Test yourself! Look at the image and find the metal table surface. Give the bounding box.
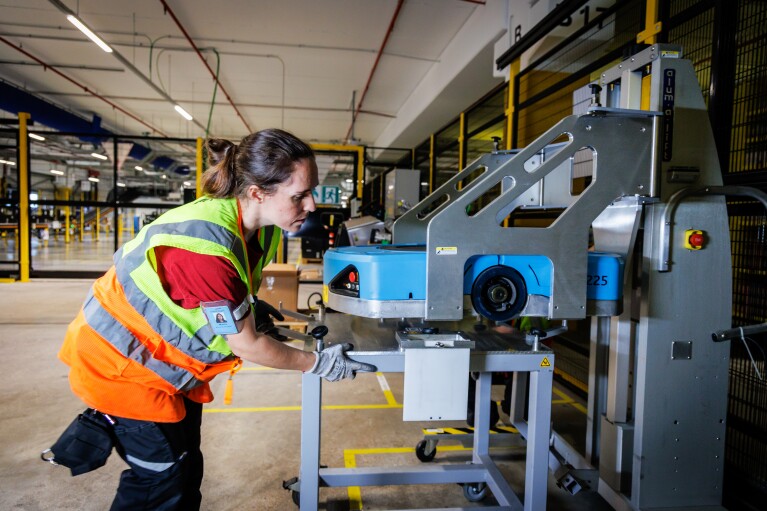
[297,313,554,511]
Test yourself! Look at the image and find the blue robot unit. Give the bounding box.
[324,245,624,321]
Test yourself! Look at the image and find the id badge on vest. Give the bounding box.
[200,300,240,335]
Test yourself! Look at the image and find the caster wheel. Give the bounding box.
[291,490,300,507]
[463,482,488,502]
[415,439,436,462]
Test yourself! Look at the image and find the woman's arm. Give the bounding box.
[225,313,316,372]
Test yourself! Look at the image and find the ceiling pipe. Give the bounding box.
[46,0,208,134]
[0,36,168,137]
[158,0,252,133]
[345,0,404,143]
[25,91,396,118]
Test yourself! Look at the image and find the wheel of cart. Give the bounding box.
[462,482,489,502]
[414,439,437,462]
[414,425,521,464]
[282,477,301,507]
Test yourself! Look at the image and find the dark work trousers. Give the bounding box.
[109,397,203,511]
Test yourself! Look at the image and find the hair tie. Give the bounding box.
[228,144,238,172]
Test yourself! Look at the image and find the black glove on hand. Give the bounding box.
[309,343,378,382]
[254,299,288,342]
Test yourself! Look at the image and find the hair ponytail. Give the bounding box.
[202,138,238,198]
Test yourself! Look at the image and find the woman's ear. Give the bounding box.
[247,185,265,203]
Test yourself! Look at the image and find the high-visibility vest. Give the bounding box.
[59,197,281,422]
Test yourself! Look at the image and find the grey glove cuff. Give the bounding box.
[309,351,320,374]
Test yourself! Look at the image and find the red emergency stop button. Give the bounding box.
[684,229,705,250]
[348,271,357,283]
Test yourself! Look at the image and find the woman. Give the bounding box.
[58,129,375,510]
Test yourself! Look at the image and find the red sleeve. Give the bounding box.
[155,246,249,310]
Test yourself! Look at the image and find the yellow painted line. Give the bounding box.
[570,401,588,414]
[344,445,471,509]
[554,367,588,393]
[375,372,399,406]
[323,403,402,410]
[205,406,301,413]
[552,387,587,415]
[204,402,402,413]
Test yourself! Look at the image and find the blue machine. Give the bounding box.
[324,245,624,321]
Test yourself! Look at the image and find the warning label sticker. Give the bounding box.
[540,357,551,368]
[435,246,457,255]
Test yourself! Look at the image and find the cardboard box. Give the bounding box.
[258,263,298,320]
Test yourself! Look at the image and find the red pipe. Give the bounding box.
[158,0,252,133]
[0,36,169,137]
[345,0,405,143]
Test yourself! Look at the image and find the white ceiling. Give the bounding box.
[0,0,508,148]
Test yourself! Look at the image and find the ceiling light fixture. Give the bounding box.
[29,133,46,141]
[91,153,108,160]
[0,159,15,166]
[66,14,113,53]
[49,0,206,134]
[117,182,126,187]
[88,177,100,183]
[135,165,143,171]
[50,169,64,175]
[174,105,193,121]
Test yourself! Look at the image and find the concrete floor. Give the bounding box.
[0,279,614,510]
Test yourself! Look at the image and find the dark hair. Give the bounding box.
[202,129,315,198]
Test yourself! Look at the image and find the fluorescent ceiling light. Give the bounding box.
[420,182,428,186]
[29,133,46,141]
[50,169,64,175]
[91,153,108,160]
[183,181,192,187]
[135,165,143,171]
[88,177,100,183]
[161,175,167,179]
[117,182,126,187]
[67,15,113,53]
[0,159,15,165]
[174,105,193,121]
[345,178,353,183]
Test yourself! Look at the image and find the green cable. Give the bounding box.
[205,49,221,138]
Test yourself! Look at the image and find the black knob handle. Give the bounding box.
[310,325,328,340]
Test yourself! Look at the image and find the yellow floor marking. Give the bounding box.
[205,371,401,413]
[375,372,399,406]
[204,402,403,413]
[344,445,471,510]
[552,387,587,415]
[554,368,589,393]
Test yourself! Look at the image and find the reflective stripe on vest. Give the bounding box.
[115,217,249,362]
[81,290,204,391]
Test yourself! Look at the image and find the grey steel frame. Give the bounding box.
[392,107,660,321]
[545,45,732,511]
[298,348,554,511]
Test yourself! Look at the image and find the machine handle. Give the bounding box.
[712,323,767,342]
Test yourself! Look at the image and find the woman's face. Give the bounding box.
[262,158,319,232]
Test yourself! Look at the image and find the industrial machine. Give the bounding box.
[305,44,759,510]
